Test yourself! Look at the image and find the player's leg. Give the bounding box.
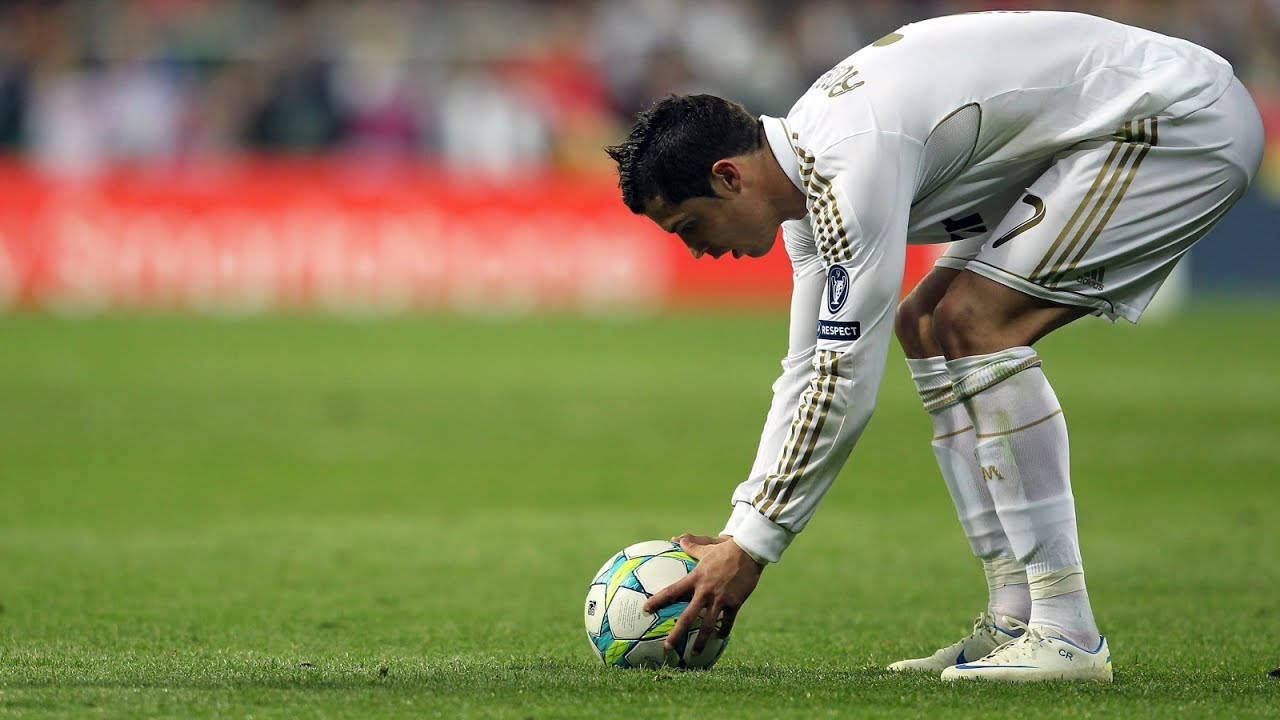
[887,266,1028,673]
[932,275,1109,680]
[937,78,1263,682]
[934,272,1098,634]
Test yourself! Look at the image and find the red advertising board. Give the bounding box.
[0,159,941,312]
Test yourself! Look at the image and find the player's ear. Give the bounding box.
[710,159,743,195]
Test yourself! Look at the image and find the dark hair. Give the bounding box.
[605,94,762,213]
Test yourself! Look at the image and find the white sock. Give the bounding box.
[908,356,1029,624]
[947,347,1100,647]
[1030,571,1099,649]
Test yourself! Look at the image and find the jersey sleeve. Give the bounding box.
[720,130,916,563]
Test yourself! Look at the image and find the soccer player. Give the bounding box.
[605,11,1263,681]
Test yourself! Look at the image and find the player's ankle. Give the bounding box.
[1027,567,1100,649]
[989,590,1030,626]
[983,556,1030,624]
[1030,619,1101,650]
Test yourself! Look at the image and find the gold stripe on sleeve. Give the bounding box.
[755,351,836,514]
[752,379,821,507]
[791,141,850,266]
[753,349,830,508]
[767,352,840,522]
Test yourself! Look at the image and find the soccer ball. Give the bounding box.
[583,539,729,669]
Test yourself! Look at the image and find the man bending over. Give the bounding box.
[605,10,1262,681]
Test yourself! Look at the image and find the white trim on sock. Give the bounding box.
[946,347,1042,401]
[907,355,959,412]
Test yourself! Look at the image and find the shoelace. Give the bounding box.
[968,611,1001,637]
[926,613,1002,661]
[974,618,1050,662]
[1003,618,1049,643]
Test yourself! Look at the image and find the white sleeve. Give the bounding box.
[720,131,916,563]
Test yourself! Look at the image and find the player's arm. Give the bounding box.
[640,222,825,650]
[716,224,825,559]
[720,131,913,566]
[647,131,917,650]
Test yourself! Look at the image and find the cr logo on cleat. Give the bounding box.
[1059,649,1074,661]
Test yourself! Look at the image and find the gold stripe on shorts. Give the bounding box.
[1046,118,1157,285]
[1028,132,1128,281]
[1040,140,1141,283]
[1032,119,1155,285]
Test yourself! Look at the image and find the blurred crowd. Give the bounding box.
[0,0,1277,176]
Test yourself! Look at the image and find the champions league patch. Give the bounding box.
[827,265,850,313]
[817,320,861,342]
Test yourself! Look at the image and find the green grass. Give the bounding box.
[1,303,1278,718]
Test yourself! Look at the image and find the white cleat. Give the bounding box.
[939,622,1113,682]
[887,612,1023,673]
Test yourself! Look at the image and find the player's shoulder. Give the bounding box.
[782,91,908,172]
[783,56,881,156]
[784,21,966,158]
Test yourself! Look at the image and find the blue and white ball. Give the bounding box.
[583,540,729,669]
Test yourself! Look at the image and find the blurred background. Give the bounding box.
[0,0,1276,312]
[4,5,1279,712]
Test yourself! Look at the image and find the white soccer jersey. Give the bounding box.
[721,11,1237,563]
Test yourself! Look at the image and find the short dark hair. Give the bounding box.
[605,94,762,213]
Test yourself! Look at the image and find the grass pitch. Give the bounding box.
[1,303,1278,718]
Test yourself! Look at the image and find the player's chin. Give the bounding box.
[725,236,775,259]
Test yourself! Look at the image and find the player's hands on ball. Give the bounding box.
[642,533,763,654]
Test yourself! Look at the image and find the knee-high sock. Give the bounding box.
[908,356,1029,624]
[947,347,1099,646]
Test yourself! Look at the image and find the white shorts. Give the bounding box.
[937,78,1265,322]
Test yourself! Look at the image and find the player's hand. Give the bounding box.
[642,533,763,654]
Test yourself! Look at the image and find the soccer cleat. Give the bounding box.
[939,622,1112,682]
[887,612,1022,673]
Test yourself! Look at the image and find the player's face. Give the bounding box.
[643,191,778,260]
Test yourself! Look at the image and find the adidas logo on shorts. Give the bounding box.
[1073,267,1106,291]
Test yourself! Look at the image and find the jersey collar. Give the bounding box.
[761,115,804,194]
